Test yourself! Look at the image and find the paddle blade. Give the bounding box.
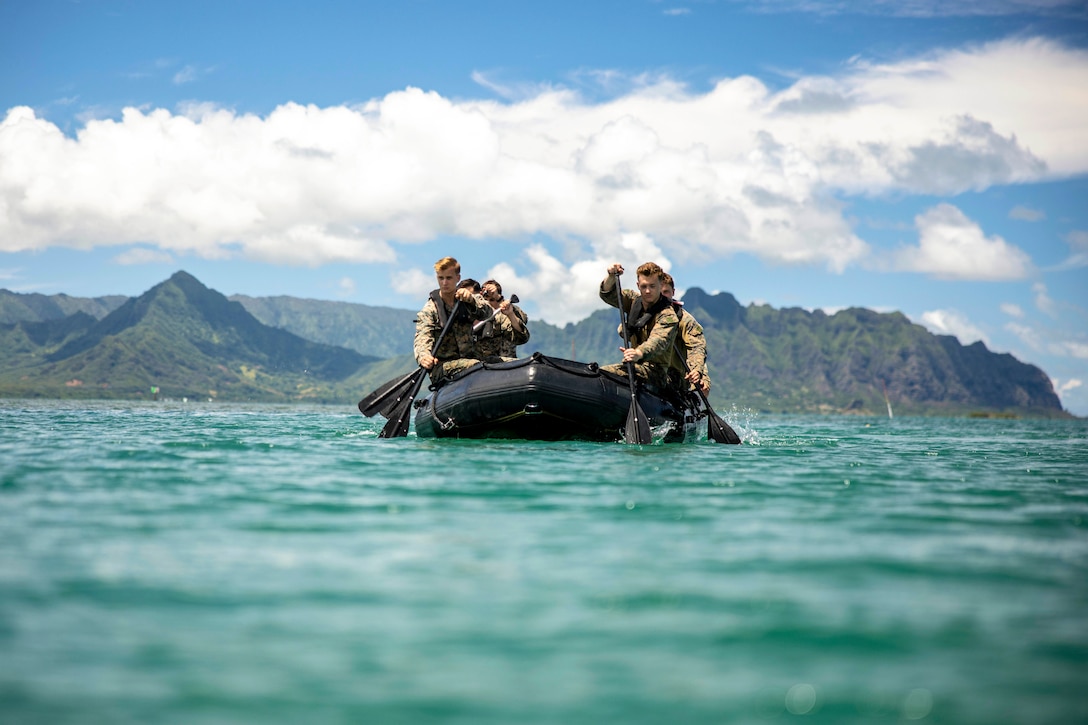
[374,368,425,419]
[706,409,742,445]
[377,368,428,438]
[358,368,421,417]
[624,400,653,445]
[378,398,414,438]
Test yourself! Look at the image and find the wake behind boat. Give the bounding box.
[413,352,700,442]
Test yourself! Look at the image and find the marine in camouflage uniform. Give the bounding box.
[473,307,530,360]
[661,273,711,396]
[501,304,529,358]
[598,262,680,394]
[473,279,529,361]
[414,258,492,384]
[475,292,529,363]
[674,307,709,390]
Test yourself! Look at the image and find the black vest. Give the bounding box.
[625,295,672,336]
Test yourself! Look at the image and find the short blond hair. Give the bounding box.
[637,261,665,282]
[434,256,460,273]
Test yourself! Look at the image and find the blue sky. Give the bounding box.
[2,0,1087,414]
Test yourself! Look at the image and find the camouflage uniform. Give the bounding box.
[669,302,711,392]
[598,280,679,392]
[474,304,530,361]
[414,292,491,383]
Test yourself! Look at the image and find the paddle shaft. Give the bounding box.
[423,298,465,367]
[615,278,638,382]
[375,298,465,437]
[614,273,652,444]
[472,294,519,334]
[671,340,741,444]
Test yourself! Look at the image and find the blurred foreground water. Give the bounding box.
[1,399,1086,724]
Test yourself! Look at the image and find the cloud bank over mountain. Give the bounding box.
[3,38,1084,325]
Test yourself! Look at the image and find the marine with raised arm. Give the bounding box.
[474,279,529,361]
[598,261,679,393]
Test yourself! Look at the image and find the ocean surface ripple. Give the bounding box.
[1,400,1086,724]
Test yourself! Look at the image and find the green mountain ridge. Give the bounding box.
[229,294,418,360]
[0,289,128,323]
[0,273,1069,416]
[0,272,380,403]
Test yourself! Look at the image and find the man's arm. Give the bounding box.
[682,315,707,375]
[413,300,439,369]
[633,307,679,362]
[507,305,530,344]
[598,263,633,311]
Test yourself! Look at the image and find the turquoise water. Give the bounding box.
[1,399,1086,724]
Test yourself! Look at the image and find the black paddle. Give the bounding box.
[377,366,428,439]
[358,367,424,418]
[378,299,464,439]
[672,342,741,444]
[356,299,463,438]
[614,273,652,445]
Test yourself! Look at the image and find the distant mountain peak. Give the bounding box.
[26,272,375,398]
[681,287,744,328]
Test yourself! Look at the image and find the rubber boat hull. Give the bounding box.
[414,353,699,442]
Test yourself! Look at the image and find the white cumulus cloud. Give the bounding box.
[113,247,175,265]
[1053,341,1088,359]
[744,0,1087,18]
[1,36,1086,320]
[173,66,199,85]
[918,308,989,345]
[894,203,1032,280]
[1053,377,1083,395]
[1000,302,1024,318]
[479,233,673,326]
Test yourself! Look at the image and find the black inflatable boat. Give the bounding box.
[413,352,700,442]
